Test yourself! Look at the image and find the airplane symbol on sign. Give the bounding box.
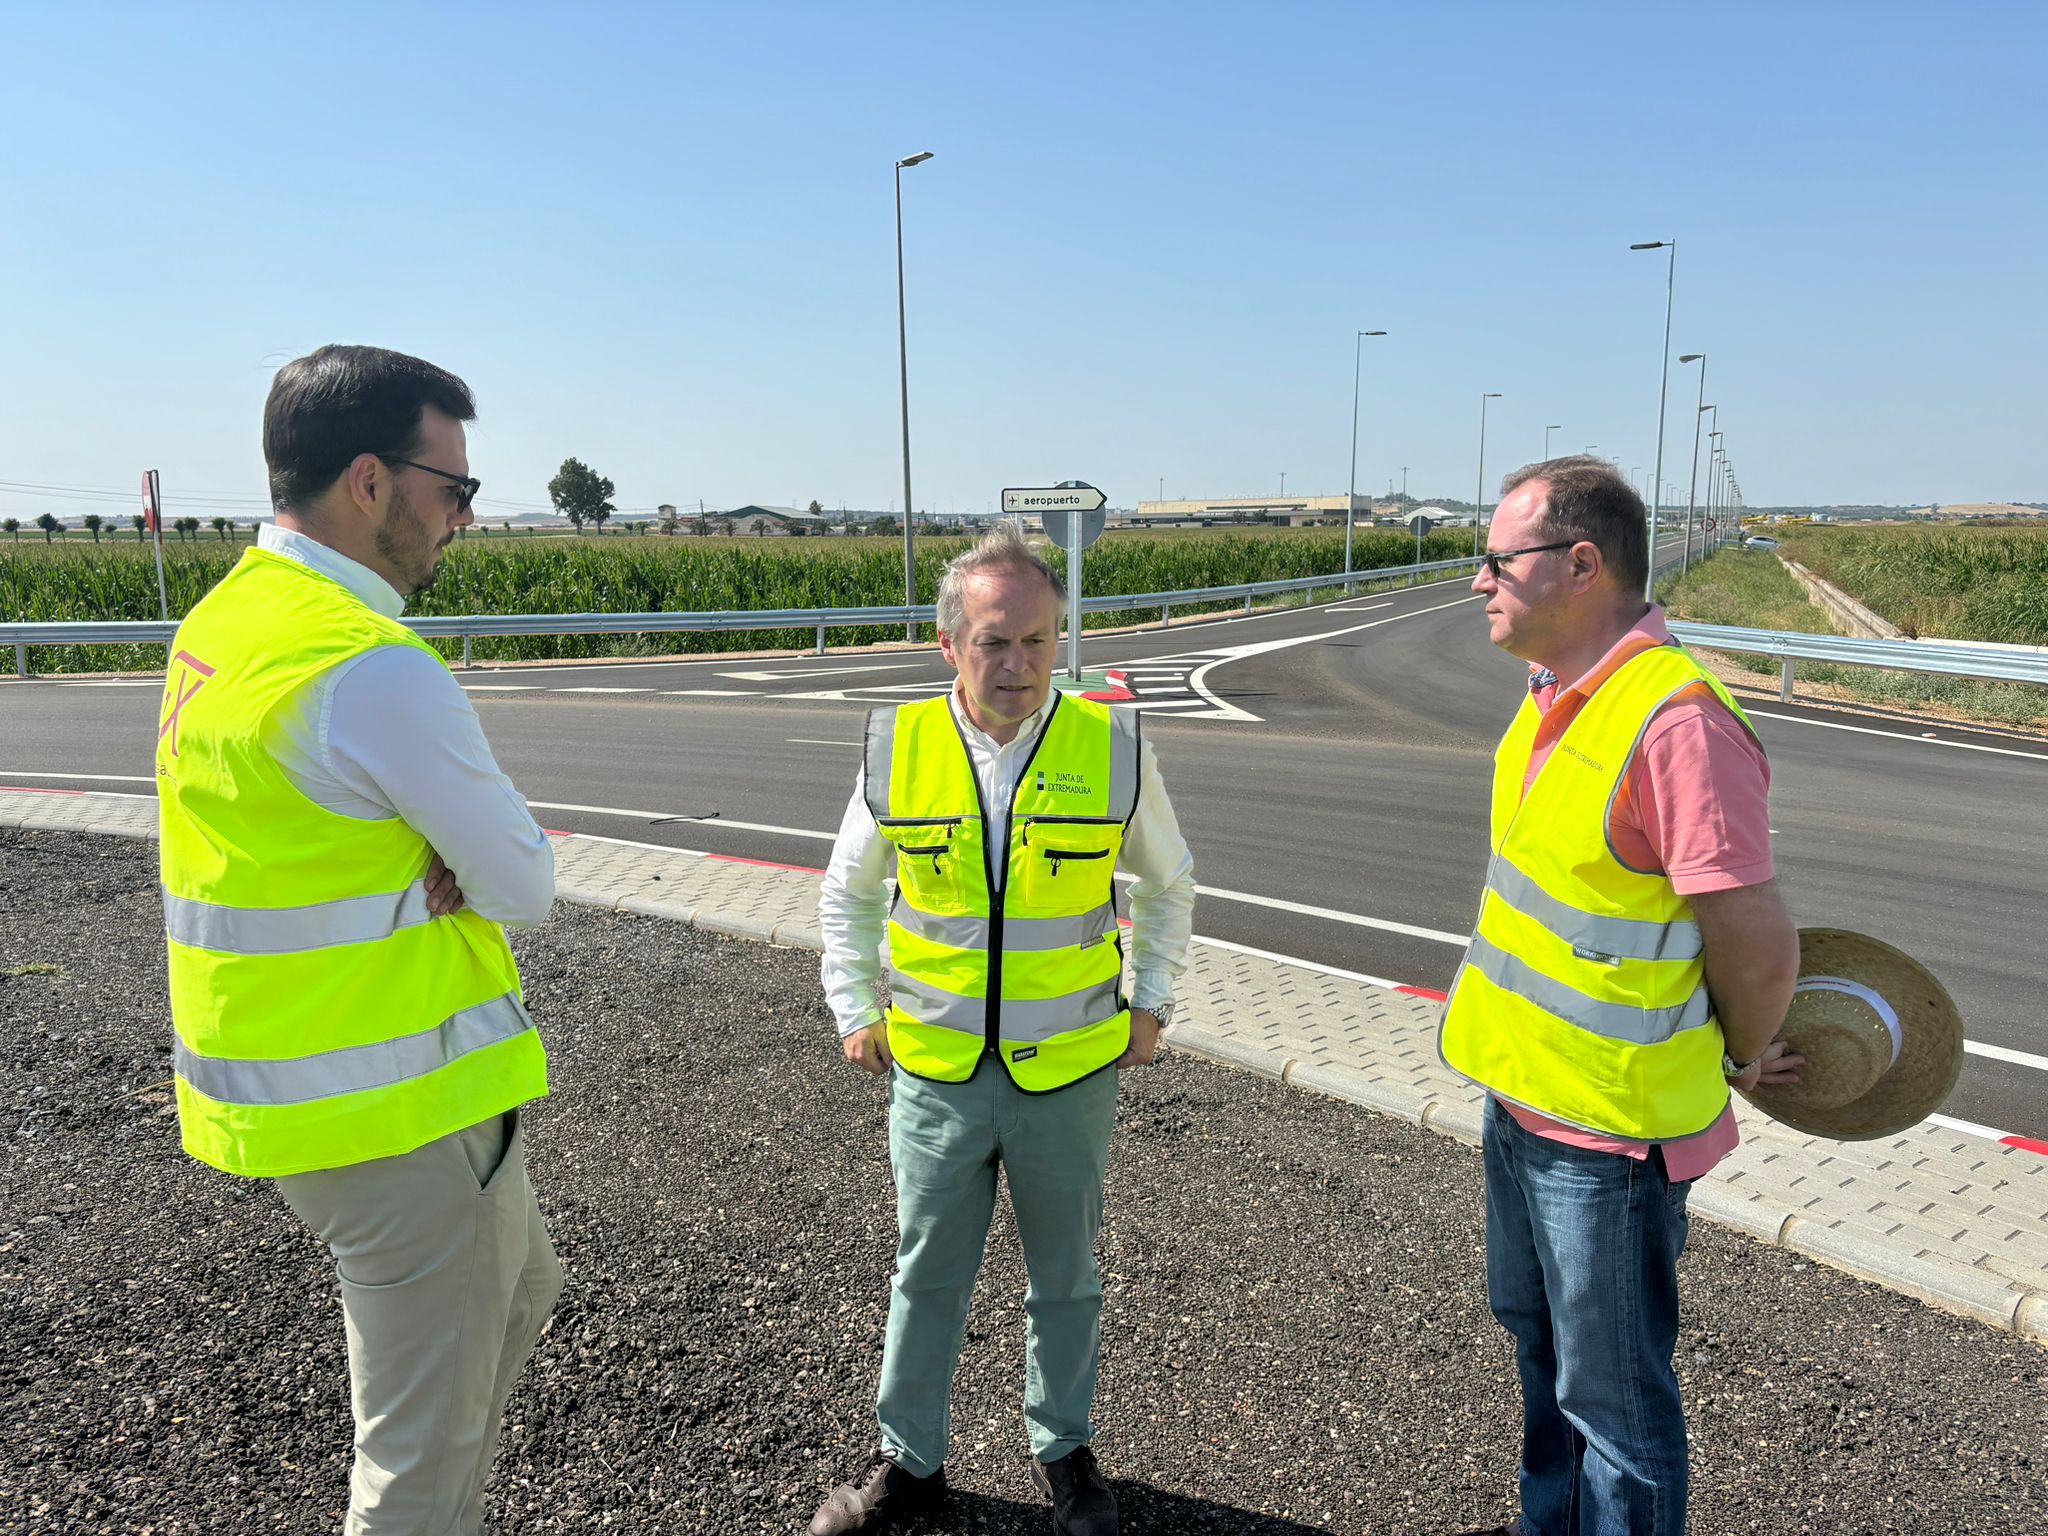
[158,649,216,758]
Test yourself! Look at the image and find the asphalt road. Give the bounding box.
[3,569,2045,1139]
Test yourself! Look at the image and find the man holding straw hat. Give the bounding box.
[1441,456,1804,1536]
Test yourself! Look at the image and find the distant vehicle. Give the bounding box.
[1744,535,1782,550]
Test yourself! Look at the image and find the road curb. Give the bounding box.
[7,796,2045,1347]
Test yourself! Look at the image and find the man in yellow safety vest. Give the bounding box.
[1441,456,1802,1536]
[808,520,1196,1536]
[156,344,560,1534]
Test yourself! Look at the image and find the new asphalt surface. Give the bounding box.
[3,565,2044,1138]
[4,831,2045,1535]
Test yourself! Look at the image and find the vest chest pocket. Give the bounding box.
[1016,817,1123,912]
[878,817,978,915]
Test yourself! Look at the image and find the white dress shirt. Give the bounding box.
[257,524,555,927]
[818,687,1197,1039]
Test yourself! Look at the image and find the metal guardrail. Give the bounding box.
[5,556,2044,702]
[0,557,1484,674]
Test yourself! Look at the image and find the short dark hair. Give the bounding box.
[1499,455,1647,593]
[262,345,476,512]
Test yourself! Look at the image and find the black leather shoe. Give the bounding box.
[1028,1445,1118,1536]
[808,1451,947,1535]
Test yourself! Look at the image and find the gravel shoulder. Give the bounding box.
[3,830,2043,1535]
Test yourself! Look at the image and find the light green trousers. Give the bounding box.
[276,1109,563,1536]
[877,1062,1119,1477]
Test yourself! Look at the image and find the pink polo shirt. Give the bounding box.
[1498,607,1773,1181]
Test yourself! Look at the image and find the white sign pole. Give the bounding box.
[144,470,170,623]
[1066,508,1083,683]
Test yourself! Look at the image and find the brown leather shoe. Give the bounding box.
[808,1451,947,1535]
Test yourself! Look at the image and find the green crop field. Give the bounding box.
[1,526,1476,673]
[1773,522,2048,647]
[1658,530,2048,727]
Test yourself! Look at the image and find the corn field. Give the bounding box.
[2,528,1477,672]
[1774,523,2048,646]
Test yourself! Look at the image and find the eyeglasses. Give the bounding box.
[1480,540,1575,578]
[384,457,480,511]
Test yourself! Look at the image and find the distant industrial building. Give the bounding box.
[1132,494,1389,528]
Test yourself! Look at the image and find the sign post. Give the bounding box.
[1407,512,1433,574]
[1002,482,1106,682]
[141,470,169,623]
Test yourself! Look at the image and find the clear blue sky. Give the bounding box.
[3,1,2041,524]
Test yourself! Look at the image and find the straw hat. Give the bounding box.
[1740,928,1964,1140]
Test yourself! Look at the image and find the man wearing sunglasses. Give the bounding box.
[1442,456,1800,1536]
[156,344,558,1534]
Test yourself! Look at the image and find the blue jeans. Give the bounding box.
[1482,1098,1693,1536]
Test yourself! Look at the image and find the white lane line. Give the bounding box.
[524,800,837,841]
[0,770,155,782]
[1196,883,1468,945]
[1964,1040,2048,1071]
[463,685,541,691]
[1324,601,1396,614]
[60,680,162,687]
[559,686,654,694]
[1746,710,2048,761]
[786,738,861,747]
[721,663,925,681]
[659,688,760,696]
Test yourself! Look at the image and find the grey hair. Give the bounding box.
[935,518,1066,635]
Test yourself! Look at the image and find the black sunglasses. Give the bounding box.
[1480,540,1575,578]
[384,456,481,511]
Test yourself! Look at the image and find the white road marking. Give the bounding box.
[1196,883,1468,945]
[786,738,862,747]
[463,684,541,691]
[720,663,925,681]
[558,686,653,694]
[0,770,155,782]
[524,800,838,841]
[1323,601,1396,614]
[1964,1039,2048,1072]
[659,688,760,696]
[1927,1112,2024,1143]
[1746,710,2048,762]
[61,680,162,687]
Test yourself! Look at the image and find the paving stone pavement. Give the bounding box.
[6,785,2044,1345]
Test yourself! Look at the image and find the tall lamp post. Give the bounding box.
[1630,238,1678,599]
[1473,392,1503,554]
[1545,424,1562,460]
[895,150,934,641]
[1346,328,1387,574]
[1707,425,1723,544]
[1679,353,1707,576]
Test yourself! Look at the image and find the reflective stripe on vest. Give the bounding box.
[1439,641,1758,1143]
[176,992,533,1106]
[157,548,546,1179]
[866,691,1138,1092]
[163,878,434,954]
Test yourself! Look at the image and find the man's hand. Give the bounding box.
[1118,1009,1164,1068]
[424,848,466,917]
[843,1022,893,1075]
[1730,1037,1804,1094]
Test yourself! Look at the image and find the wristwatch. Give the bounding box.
[1143,1000,1175,1030]
[1722,1050,1758,1080]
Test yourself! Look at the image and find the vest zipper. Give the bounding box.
[950,693,1062,1062]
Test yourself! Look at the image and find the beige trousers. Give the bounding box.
[276,1109,563,1536]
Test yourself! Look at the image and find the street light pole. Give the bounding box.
[895,150,934,642]
[1631,238,1678,600]
[1346,329,1387,575]
[1680,354,1707,576]
[1707,425,1723,544]
[1545,424,1562,460]
[1473,392,1503,555]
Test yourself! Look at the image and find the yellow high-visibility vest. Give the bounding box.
[864,691,1141,1092]
[1440,642,1761,1142]
[157,547,546,1178]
